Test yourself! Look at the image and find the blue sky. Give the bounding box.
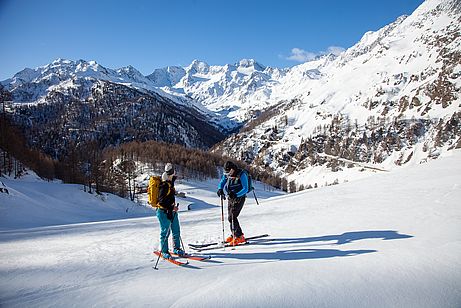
[0,0,424,80]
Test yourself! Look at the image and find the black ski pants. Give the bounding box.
[228,196,245,237]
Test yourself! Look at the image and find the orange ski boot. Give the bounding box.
[230,235,246,246]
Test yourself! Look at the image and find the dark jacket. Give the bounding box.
[158,180,175,211]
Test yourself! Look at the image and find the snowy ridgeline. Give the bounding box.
[0,150,460,307]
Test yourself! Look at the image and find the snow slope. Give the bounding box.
[0,172,153,230]
[0,151,460,307]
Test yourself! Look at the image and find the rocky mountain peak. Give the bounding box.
[237,59,266,71]
[187,59,210,75]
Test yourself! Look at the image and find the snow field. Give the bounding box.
[1,151,460,307]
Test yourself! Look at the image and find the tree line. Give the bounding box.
[1,110,284,199]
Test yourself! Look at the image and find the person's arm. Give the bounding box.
[236,172,249,197]
[217,174,227,190]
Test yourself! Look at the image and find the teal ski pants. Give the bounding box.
[156,209,181,253]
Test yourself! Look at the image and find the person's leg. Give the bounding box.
[228,197,245,237]
[170,212,181,250]
[228,199,235,236]
[156,209,171,254]
[225,202,234,242]
[233,197,245,237]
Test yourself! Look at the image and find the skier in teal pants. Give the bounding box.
[157,163,184,259]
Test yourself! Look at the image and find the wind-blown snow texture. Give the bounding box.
[1,150,460,307]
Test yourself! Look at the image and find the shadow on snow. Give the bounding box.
[257,230,413,246]
[209,230,412,262]
[210,248,376,261]
[179,195,217,211]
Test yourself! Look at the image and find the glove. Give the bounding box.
[217,189,226,200]
[166,209,174,221]
[228,191,237,199]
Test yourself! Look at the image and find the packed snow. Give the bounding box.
[1,150,460,307]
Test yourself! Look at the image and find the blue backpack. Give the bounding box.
[239,169,254,193]
[239,169,258,204]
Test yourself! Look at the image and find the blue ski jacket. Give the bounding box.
[218,169,249,198]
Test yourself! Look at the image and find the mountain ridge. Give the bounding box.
[211,0,461,189]
[1,0,460,190]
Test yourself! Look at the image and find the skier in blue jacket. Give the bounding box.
[217,161,249,245]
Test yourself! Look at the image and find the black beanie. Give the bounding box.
[224,161,237,172]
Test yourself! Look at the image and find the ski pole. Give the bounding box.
[180,234,187,254]
[253,190,259,205]
[154,227,170,270]
[175,203,188,254]
[220,195,225,247]
[230,204,236,248]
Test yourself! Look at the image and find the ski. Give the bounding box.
[189,241,251,252]
[188,234,269,251]
[153,251,188,266]
[188,234,269,248]
[169,251,211,261]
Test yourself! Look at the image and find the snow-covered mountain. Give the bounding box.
[0,55,324,155]
[1,0,460,188]
[147,58,292,123]
[1,55,336,137]
[4,59,154,102]
[211,0,461,189]
[2,56,328,131]
[0,59,227,157]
